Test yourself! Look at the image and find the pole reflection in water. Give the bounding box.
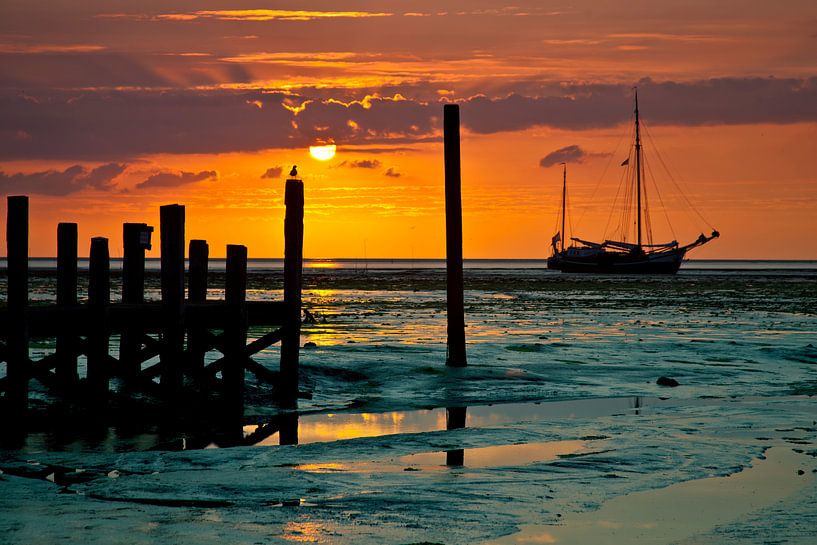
[279,413,299,446]
[446,406,467,466]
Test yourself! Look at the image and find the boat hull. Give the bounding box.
[548,248,686,274]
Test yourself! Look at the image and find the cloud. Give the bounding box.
[539,145,586,167]
[384,167,402,178]
[0,43,106,54]
[261,166,283,179]
[136,170,217,189]
[338,159,382,169]
[539,145,609,167]
[0,163,126,195]
[2,78,817,160]
[461,77,817,133]
[159,10,392,22]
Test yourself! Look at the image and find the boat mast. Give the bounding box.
[561,162,566,252]
[634,88,643,249]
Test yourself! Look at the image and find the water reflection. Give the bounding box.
[292,440,589,473]
[446,406,466,466]
[243,397,653,451]
[11,396,653,452]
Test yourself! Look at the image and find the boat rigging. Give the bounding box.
[547,89,719,274]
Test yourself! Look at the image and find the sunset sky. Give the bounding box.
[2,1,816,259]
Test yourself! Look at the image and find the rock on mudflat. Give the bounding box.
[657,376,680,387]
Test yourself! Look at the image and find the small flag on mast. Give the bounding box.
[620,157,630,166]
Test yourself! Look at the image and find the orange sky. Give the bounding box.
[2,1,816,259]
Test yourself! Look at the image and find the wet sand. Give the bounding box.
[1,265,815,543]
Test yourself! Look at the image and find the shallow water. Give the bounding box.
[1,265,816,544]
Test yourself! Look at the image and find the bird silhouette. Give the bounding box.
[289,165,298,177]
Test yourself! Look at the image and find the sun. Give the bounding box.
[309,144,336,161]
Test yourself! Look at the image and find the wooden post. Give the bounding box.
[444,104,467,367]
[87,237,110,399]
[120,223,150,378]
[56,222,79,385]
[224,244,247,414]
[160,204,185,397]
[6,196,29,414]
[280,178,304,400]
[187,239,209,369]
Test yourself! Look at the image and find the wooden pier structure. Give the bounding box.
[0,179,305,430]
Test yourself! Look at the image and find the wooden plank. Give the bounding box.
[246,301,289,326]
[14,301,285,338]
[244,328,284,356]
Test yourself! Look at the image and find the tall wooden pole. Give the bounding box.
[187,239,209,370]
[121,223,150,378]
[444,104,467,367]
[280,178,304,401]
[6,196,29,414]
[160,204,185,398]
[224,244,247,415]
[87,236,110,399]
[56,222,78,385]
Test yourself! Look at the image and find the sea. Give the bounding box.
[1,259,816,544]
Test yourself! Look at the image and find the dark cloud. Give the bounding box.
[261,166,283,179]
[338,159,382,169]
[1,78,816,161]
[0,163,126,195]
[0,90,297,160]
[539,145,607,167]
[0,52,255,90]
[462,77,817,133]
[136,170,217,189]
[384,167,402,178]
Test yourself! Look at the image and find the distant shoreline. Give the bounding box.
[2,258,815,272]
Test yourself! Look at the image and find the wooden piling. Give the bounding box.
[87,237,110,398]
[224,244,247,412]
[444,104,467,367]
[120,223,150,378]
[56,223,79,385]
[6,196,29,414]
[187,239,209,369]
[280,179,304,400]
[160,205,185,396]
